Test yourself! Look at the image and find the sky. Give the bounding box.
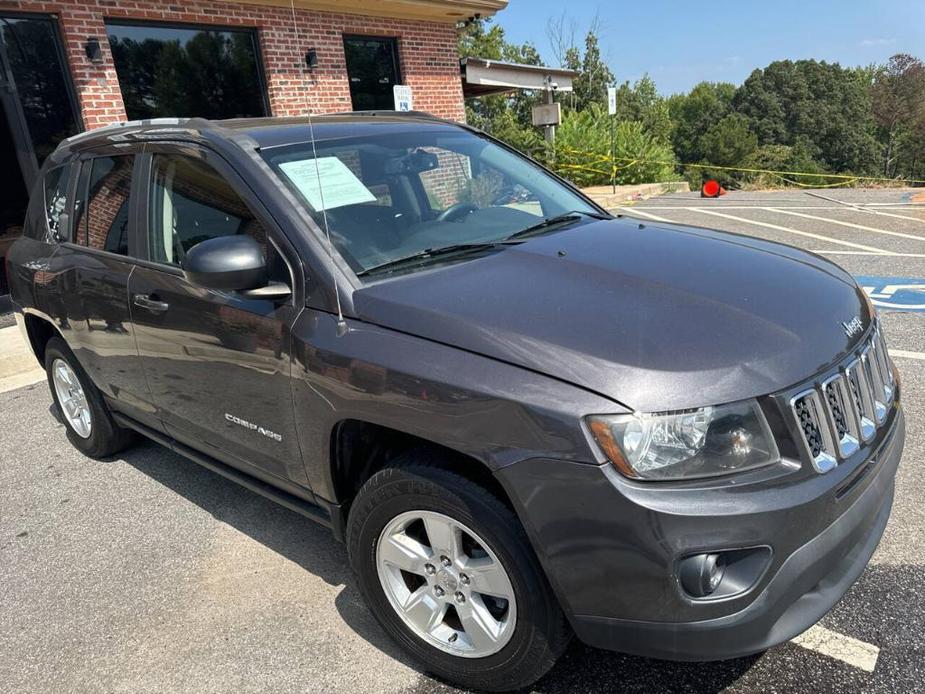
[493,0,925,95]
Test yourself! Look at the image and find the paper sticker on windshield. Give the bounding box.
[279,157,375,211]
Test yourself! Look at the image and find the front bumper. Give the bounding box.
[497,405,903,661]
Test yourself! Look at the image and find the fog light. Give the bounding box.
[679,552,726,597]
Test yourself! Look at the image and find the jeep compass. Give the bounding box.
[6,114,903,691]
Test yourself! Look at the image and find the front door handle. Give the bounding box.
[133,293,169,313]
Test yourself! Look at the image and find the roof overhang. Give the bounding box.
[225,0,507,23]
[461,57,578,98]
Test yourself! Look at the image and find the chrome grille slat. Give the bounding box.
[861,345,888,425]
[822,374,860,459]
[845,359,876,442]
[790,324,894,472]
[792,389,837,473]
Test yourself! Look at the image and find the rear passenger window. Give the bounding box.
[43,164,71,241]
[147,154,267,266]
[78,155,135,255]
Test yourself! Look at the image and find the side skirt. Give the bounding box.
[112,412,347,541]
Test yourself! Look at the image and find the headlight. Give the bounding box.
[587,399,779,481]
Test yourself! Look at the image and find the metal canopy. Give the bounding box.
[460,57,577,98]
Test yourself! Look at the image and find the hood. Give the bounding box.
[352,218,872,412]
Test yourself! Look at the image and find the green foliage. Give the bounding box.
[458,18,544,151]
[732,59,880,175]
[459,14,924,190]
[566,31,615,112]
[666,82,737,164]
[613,75,672,144]
[689,113,758,186]
[870,54,925,177]
[551,105,678,186]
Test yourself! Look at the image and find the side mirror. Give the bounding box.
[184,235,268,291]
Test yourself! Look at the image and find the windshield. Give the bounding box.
[260,127,601,277]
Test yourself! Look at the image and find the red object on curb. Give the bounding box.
[701,179,726,197]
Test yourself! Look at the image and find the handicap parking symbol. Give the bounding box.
[855,275,925,312]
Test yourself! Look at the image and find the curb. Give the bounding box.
[581,181,689,209]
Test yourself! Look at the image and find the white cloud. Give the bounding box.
[859,38,897,47]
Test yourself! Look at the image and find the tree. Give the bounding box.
[870,54,925,176]
[458,18,544,149]
[733,60,880,174]
[700,113,758,166]
[613,75,672,144]
[667,82,737,164]
[569,29,615,112]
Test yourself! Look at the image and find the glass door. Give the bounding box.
[0,13,81,294]
[343,36,401,111]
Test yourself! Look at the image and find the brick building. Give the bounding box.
[0,0,506,292]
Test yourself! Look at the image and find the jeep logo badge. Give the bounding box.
[841,316,863,339]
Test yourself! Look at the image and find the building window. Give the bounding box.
[0,14,81,164]
[343,36,401,111]
[106,22,268,120]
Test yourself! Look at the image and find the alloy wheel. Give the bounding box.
[51,358,92,439]
[376,510,517,658]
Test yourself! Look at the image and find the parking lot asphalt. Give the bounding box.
[2,188,925,693]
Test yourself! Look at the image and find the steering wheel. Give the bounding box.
[437,202,478,222]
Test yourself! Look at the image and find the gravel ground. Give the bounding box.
[2,188,924,692]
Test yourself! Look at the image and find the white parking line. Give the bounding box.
[791,624,880,672]
[766,207,925,242]
[891,349,925,361]
[803,192,925,223]
[688,208,893,255]
[809,250,925,257]
[615,207,675,223]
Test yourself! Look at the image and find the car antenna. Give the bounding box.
[289,0,348,337]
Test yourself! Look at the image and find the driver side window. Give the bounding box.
[147,154,267,267]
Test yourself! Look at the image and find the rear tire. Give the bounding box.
[45,336,135,458]
[347,455,570,692]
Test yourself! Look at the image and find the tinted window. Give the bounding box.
[147,154,267,266]
[0,15,80,163]
[107,22,267,120]
[343,36,401,111]
[43,164,71,240]
[80,156,135,256]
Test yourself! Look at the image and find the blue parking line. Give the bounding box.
[855,275,925,312]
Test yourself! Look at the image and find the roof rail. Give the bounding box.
[62,117,220,146]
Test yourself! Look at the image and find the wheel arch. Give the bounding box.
[23,312,61,366]
[329,419,515,519]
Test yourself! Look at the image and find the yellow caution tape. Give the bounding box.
[551,146,925,188]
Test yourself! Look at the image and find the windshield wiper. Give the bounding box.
[504,210,611,241]
[356,242,512,277]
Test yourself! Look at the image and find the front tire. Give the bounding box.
[347,457,570,692]
[45,336,135,458]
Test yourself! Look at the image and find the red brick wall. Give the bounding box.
[0,0,466,130]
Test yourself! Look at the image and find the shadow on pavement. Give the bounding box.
[103,436,923,694]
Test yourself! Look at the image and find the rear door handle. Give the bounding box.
[133,294,169,313]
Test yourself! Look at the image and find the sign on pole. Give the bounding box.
[393,85,413,112]
[607,86,617,115]
[531,102,561,127]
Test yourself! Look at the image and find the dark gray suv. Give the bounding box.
[7,114,904,691]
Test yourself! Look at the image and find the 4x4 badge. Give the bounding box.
[841,316,863,338]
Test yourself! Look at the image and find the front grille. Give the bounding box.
[790,324,893,472]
